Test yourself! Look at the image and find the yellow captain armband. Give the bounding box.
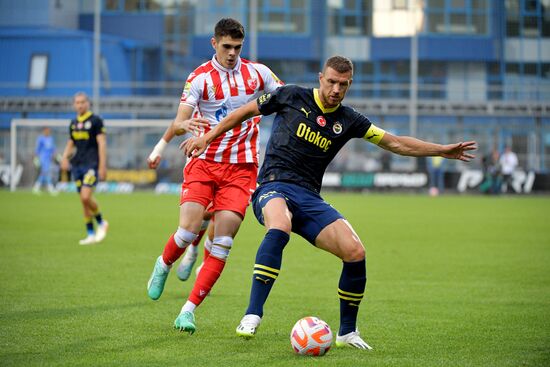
[363,124,386,145]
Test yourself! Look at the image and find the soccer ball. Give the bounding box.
[290,316,333,356]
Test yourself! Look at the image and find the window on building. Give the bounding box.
[144,0,162,11]
[124,0,141,11]
[524,62,538,76]
[328,0,372,36]
[260,59,319,82]
[194,0,246,35]
[419,61,446,98]
[426,0,488,35]
[257,0,309,34]
[506,62,521,74]
[506,0,548,37]
[29,54,48,90]
[429,0,445,9]
[451,0,466,9]
[105,0,120,10]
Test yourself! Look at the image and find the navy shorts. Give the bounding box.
[252,181,344,245]
[72,165,99,192]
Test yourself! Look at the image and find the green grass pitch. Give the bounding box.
[1,191,549,366]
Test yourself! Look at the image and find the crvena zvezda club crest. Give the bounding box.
[247,78,258,90]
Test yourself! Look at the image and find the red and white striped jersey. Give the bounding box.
[180,55,283,164]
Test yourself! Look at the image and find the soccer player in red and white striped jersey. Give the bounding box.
[146,18,283,335]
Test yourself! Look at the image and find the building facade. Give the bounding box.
[1,0,549,175]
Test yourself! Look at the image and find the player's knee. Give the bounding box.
[210,236,233,261]
[344,243,365,262]
[267,223,291,234]
[80,195,92,206]
[174,227,198,249]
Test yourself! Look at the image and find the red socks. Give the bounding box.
[161,234,185,266]
[191,228,207,247]
[189,256,225,305]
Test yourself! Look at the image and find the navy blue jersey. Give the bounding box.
[257,85,372,193]
[69,112,105,167]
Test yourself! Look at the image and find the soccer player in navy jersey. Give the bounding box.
[60,92,109,245]
[184,55,476,349]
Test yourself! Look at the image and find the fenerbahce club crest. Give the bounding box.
[333,122,343,134]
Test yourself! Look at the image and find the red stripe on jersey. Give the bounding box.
[240,64,255,95]
[202,79,209,100]
[227,72,239,97]
[189,61,214,82]
[221,123,243,161]
[256,68,265,91]
[210,70,225,100]
[235,120,251,162]
[248,117,261,163]
[201,124,211,137]
[205,131,226,161]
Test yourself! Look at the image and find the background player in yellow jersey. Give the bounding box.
[61,92,108,245]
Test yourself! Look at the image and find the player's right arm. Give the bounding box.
[60,139,74,172]
[147,104,208,169]
[184,100,261,158]
[147,68,209,169]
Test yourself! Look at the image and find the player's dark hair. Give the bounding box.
[324,56,354,76]
[214,18,245,40]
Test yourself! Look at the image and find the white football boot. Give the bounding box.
[94,221,109,243]
[176,244,198,281]
[236,314,262,339]
[79,234,97,245]
[335,329,373,350]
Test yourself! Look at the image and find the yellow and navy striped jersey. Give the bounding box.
[69,111,105,167]
[256,85,374,193]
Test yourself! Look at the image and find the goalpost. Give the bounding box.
[9,118,188,192]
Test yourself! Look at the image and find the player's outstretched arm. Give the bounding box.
[378,133,477,162]
[183,100,261,158]
[147,104,207,169]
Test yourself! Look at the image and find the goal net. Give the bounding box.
[7,119,190,192]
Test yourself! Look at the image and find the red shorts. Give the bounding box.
[180,158,258,218]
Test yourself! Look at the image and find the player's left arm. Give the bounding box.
[370,124,477,162]
[97,132,107,180]
[183,99,261,158]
